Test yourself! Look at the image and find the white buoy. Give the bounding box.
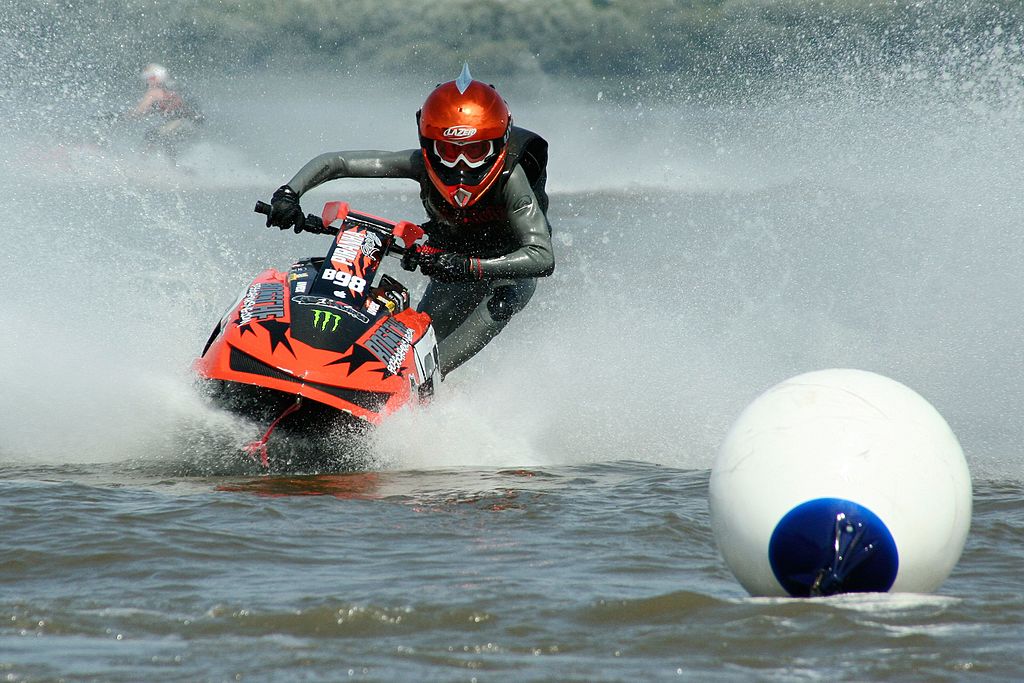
[709,369,972,597]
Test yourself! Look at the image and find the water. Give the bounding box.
[2,466,1021,681]
[4,33,1024,683]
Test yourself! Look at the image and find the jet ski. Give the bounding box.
[194,200,440,469]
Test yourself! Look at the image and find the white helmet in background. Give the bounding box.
[141,63,168,86]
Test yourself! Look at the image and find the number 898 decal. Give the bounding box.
[322,269,367,293]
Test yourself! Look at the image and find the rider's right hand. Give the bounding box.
[266,185,305,233]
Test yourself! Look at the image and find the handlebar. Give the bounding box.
[253,201,420,265]
[254,201,333,235]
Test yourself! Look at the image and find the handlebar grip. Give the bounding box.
[254,199,329,234]
[303,214,328,234]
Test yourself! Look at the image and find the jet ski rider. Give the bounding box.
[129,63,203,159]
[265,64,555,377]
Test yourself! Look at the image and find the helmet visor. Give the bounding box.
[433,139,494,168]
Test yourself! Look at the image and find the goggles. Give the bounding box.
[432,139,494,168]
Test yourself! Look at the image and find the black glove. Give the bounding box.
[400,248,420,272]
[418,251,480,282]
[266,185,305,233]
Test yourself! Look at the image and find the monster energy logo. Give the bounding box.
[292,296,370,324]
[312,309,343,332]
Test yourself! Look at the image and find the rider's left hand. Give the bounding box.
[418,252,481,282]
[266,185,305,233]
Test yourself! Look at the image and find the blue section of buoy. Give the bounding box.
[769,498,899,597]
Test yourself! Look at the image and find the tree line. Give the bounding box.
[4,0,1020,89]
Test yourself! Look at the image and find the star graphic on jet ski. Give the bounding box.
[258,319,295,357]
[326,344,379,376]
[372,363,405,379]
[236,319,257,337]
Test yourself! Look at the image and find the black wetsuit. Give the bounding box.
[284,127,555,375]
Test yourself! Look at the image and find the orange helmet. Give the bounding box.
[418,64,511,208]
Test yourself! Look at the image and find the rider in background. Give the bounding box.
[129,63,203,160]
[265,64,555,377]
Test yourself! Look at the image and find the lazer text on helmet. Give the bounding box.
[443,126,477,139]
